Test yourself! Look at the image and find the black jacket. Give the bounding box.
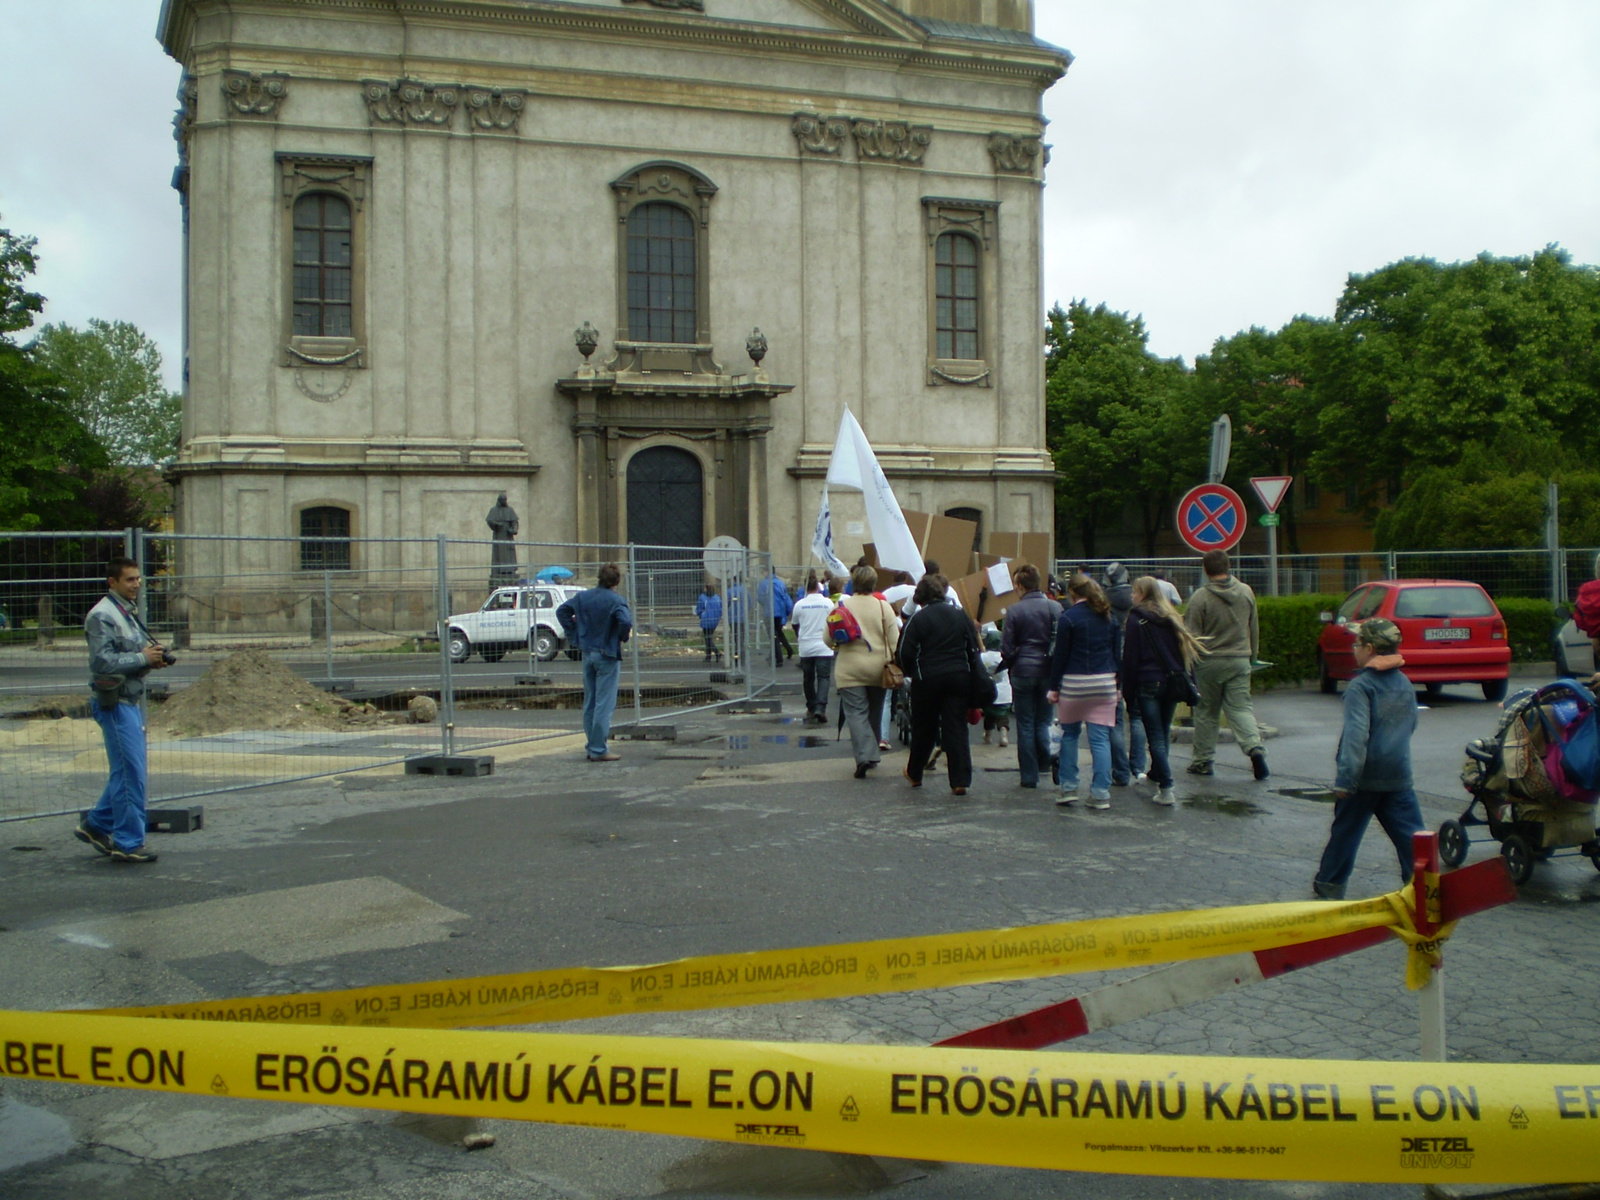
[1121,605,1185,703]
[896,600,979,684]
[998,589,1062,679]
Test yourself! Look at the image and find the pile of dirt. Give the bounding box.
[149,651,385,738]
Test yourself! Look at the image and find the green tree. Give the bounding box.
[32,320,181,466]
[1045,302,1209,555]
[0,220,109,530]
[1313,247,1600,506]
[1193,317,1336,552]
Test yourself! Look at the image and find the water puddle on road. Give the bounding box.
[1276,786,1338,803]
[725,735,829,750]
[1181,795,1270,817]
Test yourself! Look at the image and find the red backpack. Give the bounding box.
[1575,580,1600,637]
[826,602,864,646]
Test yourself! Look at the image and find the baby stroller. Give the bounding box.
[1443,677,1600,884]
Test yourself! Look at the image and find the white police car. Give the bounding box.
[446,584,582,663]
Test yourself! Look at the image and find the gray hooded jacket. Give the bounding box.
[1183,576,1259,659]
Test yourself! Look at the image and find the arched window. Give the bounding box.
[626,202,697,344]
[934,232,980,361]
[293,193,353,338]
[299,505,351,571]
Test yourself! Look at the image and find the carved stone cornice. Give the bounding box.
[276,154,372,211]
[465,86,527,132]
[851,119,932,166]
[362,78,459,127]
[622,0,705,9]
[222,70,288,117]
[791,113,851,157]
[172,74,199,192]
[988,133,1044,175]
[921,196,998,250]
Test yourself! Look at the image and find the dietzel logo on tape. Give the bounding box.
[734,1122,805,1144]
[1399,1136,1475,1170]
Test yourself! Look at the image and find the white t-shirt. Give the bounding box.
[790,592,835,658]
[1156,579,1182,605]
[882,583,916,610]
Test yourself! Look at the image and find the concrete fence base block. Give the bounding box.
[405,755,495,777]
[725,700,782,714]
[146,805,204,833]
[613,724,677,741]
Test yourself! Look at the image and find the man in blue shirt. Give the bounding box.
[76,556,173,863]
[556,563,633,762]
[1313,617,1423,899]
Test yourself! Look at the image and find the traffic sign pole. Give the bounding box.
[1268,520,1279,596]
[1249,478,1293,597]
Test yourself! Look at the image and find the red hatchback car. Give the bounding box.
[1317,579,1512,700]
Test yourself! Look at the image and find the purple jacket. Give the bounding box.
[999,589,1062,680]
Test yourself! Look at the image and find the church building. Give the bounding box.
[159,0,1067,568]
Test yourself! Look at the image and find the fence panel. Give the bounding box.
[1,532,776,822]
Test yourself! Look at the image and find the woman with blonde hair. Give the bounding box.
[833,563,900,779]
[1046,573,1121,809]
[1121,576,1207,806]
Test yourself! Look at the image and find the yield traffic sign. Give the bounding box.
[1175,483,1247,554]
[1249,476,1293,513]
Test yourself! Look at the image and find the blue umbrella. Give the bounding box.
[535,565,575,581]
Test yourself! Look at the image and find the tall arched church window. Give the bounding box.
[934,233,980,361]
[293,194,353,338]
[627,203,697,344]
[921,197,998,387]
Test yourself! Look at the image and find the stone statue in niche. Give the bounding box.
[486,494,520,584]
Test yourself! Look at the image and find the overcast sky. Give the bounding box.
[1,1,1596,386]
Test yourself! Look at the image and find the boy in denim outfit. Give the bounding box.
[1313,617,1423,899]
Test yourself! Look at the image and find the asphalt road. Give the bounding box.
[2,682,1597,1199]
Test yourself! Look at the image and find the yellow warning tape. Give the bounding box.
[96,888,1440,1032]
[2,1010,1594,1184]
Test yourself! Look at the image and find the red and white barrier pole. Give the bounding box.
[1413,829,1446,1062]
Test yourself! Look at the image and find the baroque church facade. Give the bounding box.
[160,0,1067,568]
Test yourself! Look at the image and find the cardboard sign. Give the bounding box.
[899,510,981,582]
[985,531,1052,573]
[953,563,1026,623]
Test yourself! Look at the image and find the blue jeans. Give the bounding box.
[800,655,833,717]
[87,699,147,851]
[1135,682,1178,788]
[582,651,622,757]
[1109,697,1147,783]
[1059,719,1112,797]
[1314,788,1424,897]
[1011,675,1054,787]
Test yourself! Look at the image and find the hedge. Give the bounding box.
[1195,593,1562,691]
[1494,597,1557,664]
[1251,595,1346,690]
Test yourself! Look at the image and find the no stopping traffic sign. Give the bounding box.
[1175,483,1247,553]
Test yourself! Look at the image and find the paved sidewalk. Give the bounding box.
[2,683,1596,1198]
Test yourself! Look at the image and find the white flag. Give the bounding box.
[810,485,849,577]
[824,409,923,576]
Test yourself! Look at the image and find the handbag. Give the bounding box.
[881,661,905,690]
[1143,616,1200,706]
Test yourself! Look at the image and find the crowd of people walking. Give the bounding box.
[758,548,1270,811]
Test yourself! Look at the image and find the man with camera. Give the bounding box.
[74,556,172,864]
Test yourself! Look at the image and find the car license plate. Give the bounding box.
[1424,627,1471,641]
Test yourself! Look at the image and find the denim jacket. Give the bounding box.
[86,593,151,704]
[556,586,633,659]
[1047,600,1122,687]
[1335,662,1417,792]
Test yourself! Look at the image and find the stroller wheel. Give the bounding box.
[1438,819,1469,868]
[1500,834,1536,886]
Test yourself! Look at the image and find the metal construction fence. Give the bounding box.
[0,531,775,823]
[1058,547,1600,604]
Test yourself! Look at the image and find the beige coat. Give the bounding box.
[832,593,899,689]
